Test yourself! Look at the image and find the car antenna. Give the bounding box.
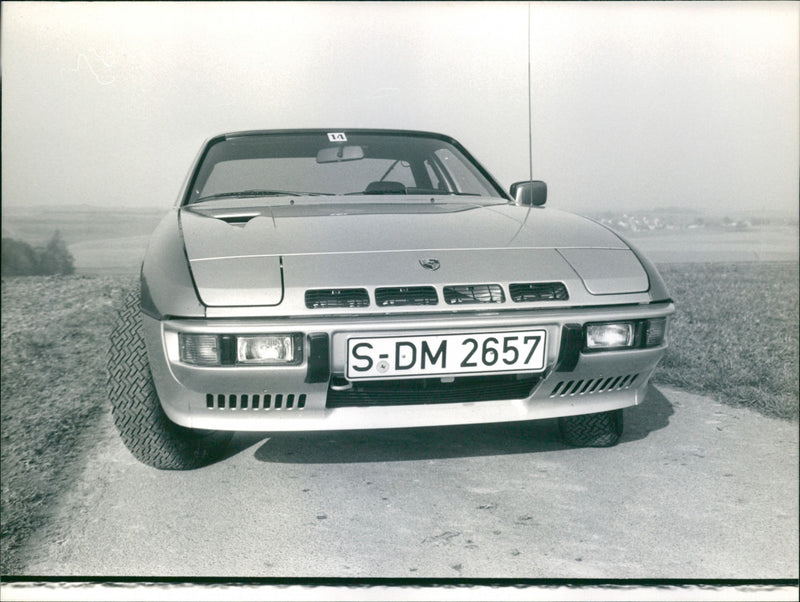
[515,2,534,230]
[527,2,533,184]
[508,5,536,244]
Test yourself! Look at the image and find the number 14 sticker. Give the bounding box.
[327,132,347,142]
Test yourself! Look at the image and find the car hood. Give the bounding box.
[179,199,649,307]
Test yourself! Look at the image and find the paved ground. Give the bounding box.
[19,385,799,580]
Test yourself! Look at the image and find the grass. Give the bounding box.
[0,274,134,574]
[653,262,799,420]
[0,263,797,572]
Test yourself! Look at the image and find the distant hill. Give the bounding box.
[2,205,169,275]
[585,207,798,233]
[1,205,168,247]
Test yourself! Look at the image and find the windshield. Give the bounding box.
[185,131,504,204]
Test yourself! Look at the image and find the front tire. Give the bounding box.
[107,290,231,470]
[558,409,623,447]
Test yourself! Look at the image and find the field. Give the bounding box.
[626,226,799,264]
[0,275,134,573]
[655,263,799,419]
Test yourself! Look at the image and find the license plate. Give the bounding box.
[346,329,547,380]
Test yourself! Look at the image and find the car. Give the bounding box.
[107,129,674,469]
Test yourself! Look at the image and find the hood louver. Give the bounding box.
[509,282,569,302]
[304,283,571,310]
[375,286,438,307]
[305,288,370,309]
[443,285,505,305]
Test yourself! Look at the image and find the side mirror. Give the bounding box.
[510,180,547,207]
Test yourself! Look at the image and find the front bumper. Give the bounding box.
[143,303,674,431]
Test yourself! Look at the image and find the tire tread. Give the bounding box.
[558,409,623,448]
[106,290,230,470]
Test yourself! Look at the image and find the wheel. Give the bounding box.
[106,289,232,470]
[558,409,623,447]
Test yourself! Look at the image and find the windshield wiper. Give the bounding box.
[195,189,308,202]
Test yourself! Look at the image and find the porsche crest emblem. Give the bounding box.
[419,258,441,271]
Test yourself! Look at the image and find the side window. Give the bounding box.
[424,159,448,192]
[434,149,493,195]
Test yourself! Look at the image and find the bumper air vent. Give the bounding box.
[375,286,438,307]
[510,282,568,303]
[549,374,638,398]
[305,288,370,309]
[327,374,540,408]
[206,392,307,410]
[443,284,505,305]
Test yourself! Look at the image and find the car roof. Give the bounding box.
[216,128,458,143]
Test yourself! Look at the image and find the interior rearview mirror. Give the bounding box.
[510,180,547,206]
[316,145,365,164]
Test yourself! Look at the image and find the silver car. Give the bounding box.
[107,129,674,469]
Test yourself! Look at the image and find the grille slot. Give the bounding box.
[375,286,438,307]
[327,374,539,408]
[305,288,369,309]
[443,284,505,305]
[206,393,307,410]
[509,282,568,302]
[549,374,638,398]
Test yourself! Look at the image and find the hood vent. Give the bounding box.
[443,284,505,305]
[510,282,568,303]
[216,213,261,225]
[375,286,438,307]
[305,288,370,309]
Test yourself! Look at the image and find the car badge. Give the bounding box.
[419,258,441,271]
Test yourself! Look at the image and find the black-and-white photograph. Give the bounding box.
[1,2,797,600]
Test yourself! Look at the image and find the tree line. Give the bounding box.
[1,231,75,276]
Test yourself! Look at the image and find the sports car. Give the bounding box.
[107,129,674,469]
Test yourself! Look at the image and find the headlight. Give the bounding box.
[178,333,302,366]
[237,335,297,364]
[584,319,668,351]
[585,322,635,350]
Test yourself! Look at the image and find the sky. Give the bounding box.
[2,1,798,216]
